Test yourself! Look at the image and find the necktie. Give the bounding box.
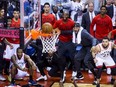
[55,14,57,20]
[115,7,116,26]
[91,13,93,22]
[114,6,116,22]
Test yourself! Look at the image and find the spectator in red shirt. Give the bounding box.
[10,9,20,28]
[53,10,76,83]
[42,3,56,25]
[90,5,113,42]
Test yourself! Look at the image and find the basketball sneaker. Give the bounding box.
[88,70,92,74]
[36,75,47,81]
[76,72,84,80]
[72,71,77,77]
[60,71,66,82]
[28,80,38,86]
[9,83,17,86]
[96,83,100,87]
[110,78,115,84]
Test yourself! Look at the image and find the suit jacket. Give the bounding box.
[107,5,113,19]
[80,29,98,47]
[81,11,98,33]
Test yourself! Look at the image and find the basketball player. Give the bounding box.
[36,51,66,83]
[91,37,116,87]
[9,47,37,86]
[53,10,76,82]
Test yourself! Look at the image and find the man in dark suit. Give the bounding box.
[107,0,116,29]
[81,2,98,33]
[72,23,98,84]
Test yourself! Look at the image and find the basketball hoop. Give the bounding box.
[40,31,60,53]
[31,28,60,53]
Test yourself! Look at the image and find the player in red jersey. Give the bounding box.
[53,10,76,83]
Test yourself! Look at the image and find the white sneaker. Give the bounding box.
[72,71,77,77]
[64,71,66,77]
[60,71,66,82]
[88,70,92,74]
[0,74,6,81]
[36,68,40,73]
[107,68,111,75]
[26,72,29,76]
[36,75,47,81]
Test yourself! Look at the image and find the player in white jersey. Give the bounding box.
[10,47,37,86]
[91,37,116,87]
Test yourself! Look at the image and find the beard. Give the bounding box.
[102,44,108,48]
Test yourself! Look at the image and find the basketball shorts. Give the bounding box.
[95,56,116,68]
[15,69,28,79]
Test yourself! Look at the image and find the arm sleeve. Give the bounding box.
[53,21,58,29]
[81,14,86,29]
[90,17,96,37]
[108,17,113,32]
[112,30,116,36]
[83,30,97,46]
[62,1,72,8]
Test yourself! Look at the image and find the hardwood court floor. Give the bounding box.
[0,70,113,87]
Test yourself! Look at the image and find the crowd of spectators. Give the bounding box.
[0,0,116,87]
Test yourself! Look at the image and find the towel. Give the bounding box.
[72,27,83,44]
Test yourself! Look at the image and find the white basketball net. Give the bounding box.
[40,33,59,53]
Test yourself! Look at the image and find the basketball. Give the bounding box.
[42,23,53,34]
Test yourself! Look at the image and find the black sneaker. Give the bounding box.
[96,83,100,87]
[9,83,17,86]
[110,78,115,84]
[92,76,97,85]
[92,80,97,85]
[76,72,84,80]
[9,83,20,86]
[28,80,38,86]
